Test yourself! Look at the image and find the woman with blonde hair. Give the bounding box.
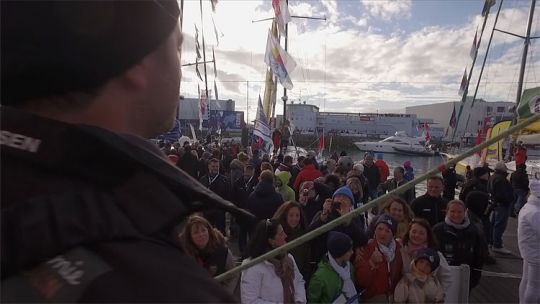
[178,215,238,293]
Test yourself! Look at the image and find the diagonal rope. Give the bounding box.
[215,114,540,282]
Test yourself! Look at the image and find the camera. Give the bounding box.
[332,201,341,210]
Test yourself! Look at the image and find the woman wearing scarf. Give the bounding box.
[433,200,486,290]
[240,219,306,304]
[177,215,238,294]
[355,214,403,303]
[308,232,358,303]
[399,218,452,296]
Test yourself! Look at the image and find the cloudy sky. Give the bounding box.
[180,0,540,120]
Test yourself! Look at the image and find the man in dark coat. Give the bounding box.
[411,176,448,227]
[199,158,231,234]
[379,166,415,204]
[510,163,529,215]
[488,162,514,254]
[1,2,249,301]
[362,154,381,202]
[232,165,258,252]
[246,170,283,221]
[442,166,458,200]
[177,145,199,178]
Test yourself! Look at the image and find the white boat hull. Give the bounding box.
[354,142,400,153]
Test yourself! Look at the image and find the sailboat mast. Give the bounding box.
[514,0,536,112]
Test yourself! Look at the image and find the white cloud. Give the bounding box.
[178,1,540,120]
[361,0,412,21]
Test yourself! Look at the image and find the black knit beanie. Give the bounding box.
[1,0,180,105]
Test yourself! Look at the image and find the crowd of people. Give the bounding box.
[167,140,534,303]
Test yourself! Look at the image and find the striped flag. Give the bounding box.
[264,30,297,90]
[272,0,291,36]
[253,95,273,152]
[458,69,468,96]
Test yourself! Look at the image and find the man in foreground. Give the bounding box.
[1,1,249,302]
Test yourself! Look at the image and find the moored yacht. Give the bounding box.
[354,131,434,155]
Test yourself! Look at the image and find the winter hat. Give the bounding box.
[327,231,353,259]
[375,214,398,236]
[414,248,440,271]
[2,0,180,104]
[333,186,354,204]
[495,161,507,173]
[473,166,489,178]
[403,160,412,168]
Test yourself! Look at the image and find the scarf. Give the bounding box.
[444,215,470,230]
[268,254,295,304]
[377,239,397,263]
[328,254,357,300]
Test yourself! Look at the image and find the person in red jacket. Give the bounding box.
[375,153,390,184]
[355,214,403,303]
[293,158,323,191]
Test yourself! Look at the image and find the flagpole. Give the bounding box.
[452,0,493,143]
[199,0,209,99]
[461,0,504,137]
[282,0,289,123]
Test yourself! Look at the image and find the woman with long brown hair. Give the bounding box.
[178,215,238,293]
[273,201,311,279]
[368,196,414,239]
[400,218,452,296]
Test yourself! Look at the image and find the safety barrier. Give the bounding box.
[215,114,540,282]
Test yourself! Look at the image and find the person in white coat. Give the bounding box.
[518,174,540,304]
[241,219,306,304]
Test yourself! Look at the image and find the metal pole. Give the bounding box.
[514,0,536,112]
[462,0,504,135]
[215,114,540,283]
[282,0,289,124]
[246,81,249,124]
[199,0,209,98]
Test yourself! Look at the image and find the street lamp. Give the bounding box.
[282,95,288,126]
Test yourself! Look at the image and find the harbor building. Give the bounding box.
[177,97,244,130]
[405,98,515,141]
[277,102,444,139]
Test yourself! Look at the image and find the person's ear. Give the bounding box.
[120,63,149,91]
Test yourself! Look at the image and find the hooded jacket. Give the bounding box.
[293,164,322,191]
[246,181,284,220]
[276,171,295,202]
[1,107,251,302]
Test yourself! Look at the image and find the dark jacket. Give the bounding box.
[1,107,246,302]
[232,175,257,209]
[442,167,458,200]
[308,211,368,264]
[510,168,529,191]
[459,177,488,201]
[379,178,415,204]
[362,164,381,191]
[246,181,283,220]
[410,194,448,227]
[433,220,485,289]
[177,150,199,178]
[488,171,514,206]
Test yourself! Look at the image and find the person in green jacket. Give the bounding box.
[308,231,358,303]
[276,171,296,202]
